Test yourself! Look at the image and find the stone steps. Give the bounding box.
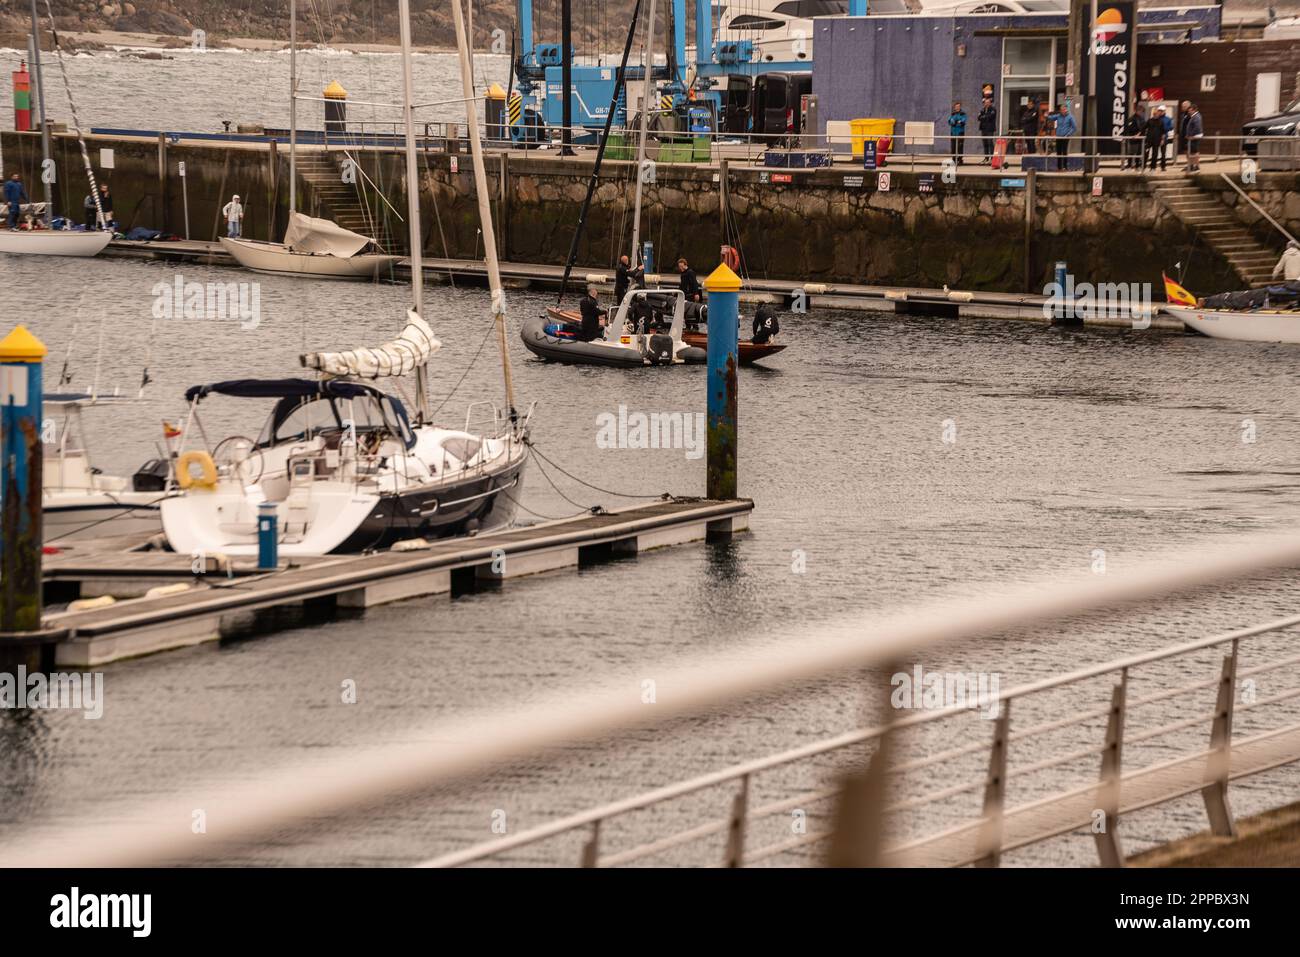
[291,153,402,254]
[1152,182,1281,287]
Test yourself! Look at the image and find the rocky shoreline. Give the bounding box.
[0,28,461,55]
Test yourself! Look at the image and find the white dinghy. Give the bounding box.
[220,211,399,279]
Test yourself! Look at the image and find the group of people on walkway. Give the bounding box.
[947,96,1205,173]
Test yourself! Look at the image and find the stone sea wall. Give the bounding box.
[4,130,1293,295]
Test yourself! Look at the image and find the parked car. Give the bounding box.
[1242,96,1300,156]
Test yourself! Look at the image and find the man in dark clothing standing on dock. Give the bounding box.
[1144,108,1168,172]
[948,102,968,165]
[4,173,28,229]
[1121,107,1144,170]
[578,286,608,342]
[1019,100,1038,155]
[977,98,997,164]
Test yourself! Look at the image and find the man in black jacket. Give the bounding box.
[614,254,644,307]
[578,286,608,342]
[677,257,702,303]
[977,98,997,165]
[752,304,780,344]
[1144,108,1167,172]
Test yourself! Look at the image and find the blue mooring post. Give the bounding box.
[1,325,46,671]
[704,263,740,500]
[1053,260,1068,322]
[257,502,278,570]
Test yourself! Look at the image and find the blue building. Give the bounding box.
[811,6,1222,147]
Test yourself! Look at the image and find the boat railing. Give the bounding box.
[12,528,1300,868]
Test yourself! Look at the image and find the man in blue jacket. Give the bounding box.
[1184,103,1204,172]
[948,102,968,166]
[4,173,28,229]
[1052,104,1077,171]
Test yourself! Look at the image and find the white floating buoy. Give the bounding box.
[948,291,974,303]
[391,537,432,552]
[146,582,194,599]
[885,290,908,301]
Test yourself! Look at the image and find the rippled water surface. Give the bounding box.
[2,47,1300,865]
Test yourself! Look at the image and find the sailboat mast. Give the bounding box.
[450,0,516,417]
[629,0,657,267]
[289,0,297,214]
[28,0,52,222]
[397,0,429,418]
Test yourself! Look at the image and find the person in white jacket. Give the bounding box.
[1274,240,1300,282]
[222,194,244,238]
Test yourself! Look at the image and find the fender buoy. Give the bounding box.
[176,450,218,490]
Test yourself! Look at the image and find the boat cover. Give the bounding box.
[300,310,441,379]
[1203,281,1300,311]
[184,378,378,402]
[283,211,374,258]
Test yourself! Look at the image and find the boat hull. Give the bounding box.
[43,493,164,544]
[1167,306,1300,344]
[219,237,400,279]
[681,330,788,364]
[526,312,705,367]
[0,229,111,257]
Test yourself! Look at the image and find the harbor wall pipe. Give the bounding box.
[705,263,740,501]
[0,325,45,671]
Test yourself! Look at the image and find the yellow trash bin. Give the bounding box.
[850,118,896,158]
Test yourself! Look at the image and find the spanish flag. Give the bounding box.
[1163,273,1198,307]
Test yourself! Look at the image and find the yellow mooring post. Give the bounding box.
[0,325,48,671]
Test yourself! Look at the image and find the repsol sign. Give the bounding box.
[1084,3,1134,148]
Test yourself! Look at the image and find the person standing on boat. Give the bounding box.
[947,102,967,165]
[977,98,997,165]
[678,258,703,303]
[4,173,28,229]
[578,285,608,342]
[98,183,114,229]
[222,194,244,238]
[614,253,644,306]
[82,191,98,228]
[1274,241,1300,281]
[752,304,780,344]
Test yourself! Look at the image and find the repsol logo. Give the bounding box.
[1091,42,1128,56]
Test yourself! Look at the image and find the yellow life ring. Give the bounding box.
[176,450,218,490]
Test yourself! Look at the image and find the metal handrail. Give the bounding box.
[1219,172,1298,245]
[11,530,1300,868]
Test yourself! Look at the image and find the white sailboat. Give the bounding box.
[220,211,400,279]
[1166,306,1300,344]
[159,0,531,558]
[220,1,398,280]
[0,3,111,258]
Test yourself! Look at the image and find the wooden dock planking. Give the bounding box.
[44,498,752,666]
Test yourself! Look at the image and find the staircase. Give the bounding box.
[1152,181,1279,287]
[293,151,402,255]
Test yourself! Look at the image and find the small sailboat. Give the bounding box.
[159,0,530,558]
[0,8,111,258]
[220,211,400,279]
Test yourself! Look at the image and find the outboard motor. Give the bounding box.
[132,457,171,492]
[643,334,676,365]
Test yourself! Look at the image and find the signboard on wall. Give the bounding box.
[1084,2,1135,154]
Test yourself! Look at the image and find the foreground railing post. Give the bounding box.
[580,819,601,867]
[1200,642,1239,838]
[723,774,750,867]
[1093,672,1128,868]
[826,663,899,867]
[974,700,1011,867]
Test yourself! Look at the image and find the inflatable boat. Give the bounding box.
[525,289,706,367]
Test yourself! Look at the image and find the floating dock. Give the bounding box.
[39,497,751,667]
[102,239,1183,330]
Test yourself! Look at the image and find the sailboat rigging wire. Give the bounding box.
[428,306,497,420]
[40,0,105,229]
